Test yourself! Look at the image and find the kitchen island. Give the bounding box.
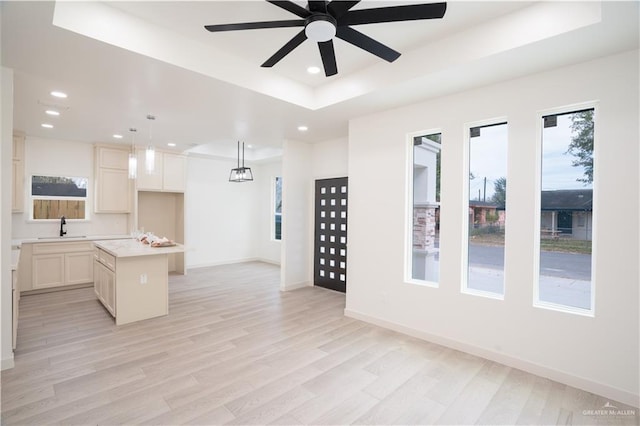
[93,239,185,325]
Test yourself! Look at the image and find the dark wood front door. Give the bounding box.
[314,177,348,293]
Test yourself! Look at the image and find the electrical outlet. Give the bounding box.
[140,273,148,284]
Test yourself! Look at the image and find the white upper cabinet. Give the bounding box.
[95,145,131,213]
[163,154,187,192]
[136,150,186,193]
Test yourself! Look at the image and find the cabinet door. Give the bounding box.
[66,252,93,285]
[93,258,101,299]
[136,149,164,191]
[98,147,129,169]
[32,254,65,289]
[96,168,130,213]
[103,266,116,316]
[163,154,187,192]
[12,271,18,349]
[12,159,24,212]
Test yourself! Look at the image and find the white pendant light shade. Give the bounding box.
[128,128,137,180]
[128,153,138,179]
[145,145,155,174]
[145,115,156,174]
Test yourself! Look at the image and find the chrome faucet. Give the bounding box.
[60,216,67,237]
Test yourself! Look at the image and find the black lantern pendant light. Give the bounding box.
[229,141,253,182]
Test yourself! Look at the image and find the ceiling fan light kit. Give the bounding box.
[205,0,447,77]
[305,15,337,42]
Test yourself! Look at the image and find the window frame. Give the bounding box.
[272,176,282,242]
[461,117,509,301]
[533,101,598,317]
[29,174,90,222]
[405,128,442,288]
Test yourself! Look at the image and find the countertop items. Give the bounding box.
[93,238,185,258]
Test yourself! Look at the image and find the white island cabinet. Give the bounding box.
[93,239,184,325]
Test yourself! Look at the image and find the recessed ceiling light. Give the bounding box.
[247,144,253,149]
[45,110,60,116]
[298,125,308,132]
[167,142,176,147]
[50,91,67,98]
[41,123,54,129]
[113,134,123,139]
[307,66,321,74]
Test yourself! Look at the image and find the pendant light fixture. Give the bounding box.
[145,114,156,174]
[128,128,138,179]
[229,141,253,182]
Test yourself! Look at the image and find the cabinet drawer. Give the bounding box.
[99,250,116,271]
[33,241,94,255]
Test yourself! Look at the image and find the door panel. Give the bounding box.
[314,177,348,293]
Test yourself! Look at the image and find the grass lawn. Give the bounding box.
[469,233,592,254]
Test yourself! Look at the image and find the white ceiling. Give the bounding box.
[1,1,638,161]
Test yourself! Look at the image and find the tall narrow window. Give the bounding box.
[538,108,594,312]
[465,122,508,297]
[274,176,282,240]
[410,133,441,284]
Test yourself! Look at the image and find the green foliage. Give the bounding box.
[567,110,594,184]
[491,177,507,207]
[469,225,502,236]
[485,211,499,223]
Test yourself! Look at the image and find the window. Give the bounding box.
[31,175,88,220]
[273,176,282,240]
[409,132,441,285]
[464,122,508,297]
[537,108,594,313]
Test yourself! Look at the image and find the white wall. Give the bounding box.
[253,160,282,265]
[11,137,129,239]
[280,137,348,291]
[1,67,15,369]
[184,155,260,268]
[345,50,639,406]
[280,139,312,290]
[311,137,348,180]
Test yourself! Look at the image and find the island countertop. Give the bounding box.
[93,238,185,258]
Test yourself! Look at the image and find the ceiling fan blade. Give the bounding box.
[336,26,400,62]
[308,1,327,13]
[327,1,360,18]
[339,2,447,26]
[318,40,338,76]
[261,30,307,67]
[205,19,304,32]
[267,0,312,18]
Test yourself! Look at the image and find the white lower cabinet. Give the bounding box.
[33,254,65,289]
[31,242,94,290]
[94,248,116,317]
[12,269,19,350]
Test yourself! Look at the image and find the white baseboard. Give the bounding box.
[1,355,14,370]
[255,257,281,266]
[344,308,640,409]
[280,281,309,291]
[187,258,279,269]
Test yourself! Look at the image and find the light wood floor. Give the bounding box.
[2,262,637,425]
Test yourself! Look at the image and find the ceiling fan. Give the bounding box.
[204,1,447,77]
